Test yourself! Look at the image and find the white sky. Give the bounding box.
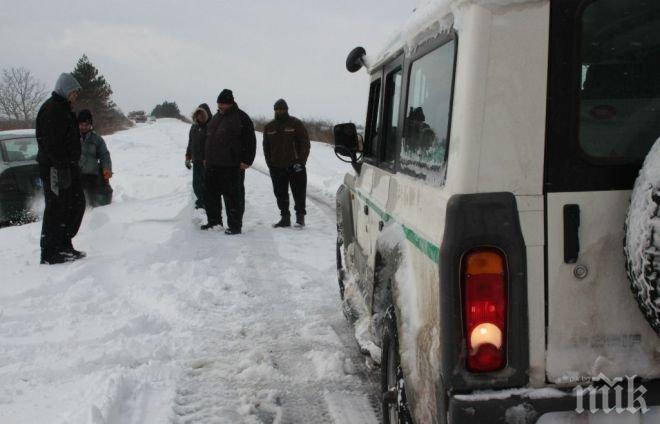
[0,0,416,124]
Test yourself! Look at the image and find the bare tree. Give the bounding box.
[0,67,47,121]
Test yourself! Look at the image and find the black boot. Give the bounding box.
[62,240,87,260]
[273,214,291,228]
[62,248,86,260]
[224,227,241,235]
[200,222,219,230]
[295,214,305,227]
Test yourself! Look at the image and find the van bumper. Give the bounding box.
[447,379,660,423]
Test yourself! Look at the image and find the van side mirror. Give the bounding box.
[346,47,367,73]
[333,123,363,173]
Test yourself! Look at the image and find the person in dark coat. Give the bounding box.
[201,89,256,234]
[263,99,310,227]
[78,109,113,207]
[35,73,86,264]
[185,103,212,210]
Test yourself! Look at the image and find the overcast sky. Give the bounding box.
[1,0,416,124]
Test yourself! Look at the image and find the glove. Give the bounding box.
[291,163,305,173]
[185,159,192,170]
[103,169,113,180]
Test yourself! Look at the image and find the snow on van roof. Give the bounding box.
[364,0,543,71]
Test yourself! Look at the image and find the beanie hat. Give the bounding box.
[54,73,82,98]
[77,109,93,123]
[217,89,234,104]
[274,98,288,110]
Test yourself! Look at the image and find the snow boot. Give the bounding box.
[40,252,76,265]
[200,222,220,230]
[62,241,87,260]
[294,214,305,228]
[273,215,291,228]
[62,248,87,260]
[224,228,241,235]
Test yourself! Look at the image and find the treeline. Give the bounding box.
[252,117,336,144]
[0,55,131,135]
[150,101,190,123]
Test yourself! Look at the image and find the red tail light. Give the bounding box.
[463,249,507,373]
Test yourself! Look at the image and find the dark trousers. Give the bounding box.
[204,166,242,230]
[39,165,85,258]
[238,170,245,222]
[269,165,307,216]
[80,174,98,206]
[192,162,205,208]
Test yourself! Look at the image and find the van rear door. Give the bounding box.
[545,0,660,383]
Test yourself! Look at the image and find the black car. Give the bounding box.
[0,134,42,224]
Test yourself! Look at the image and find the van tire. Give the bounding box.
[381,306,412,424]
[624,139,660,335]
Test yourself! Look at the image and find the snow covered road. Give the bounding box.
[0,120,380,423]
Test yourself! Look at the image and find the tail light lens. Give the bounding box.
[463,249,507,373]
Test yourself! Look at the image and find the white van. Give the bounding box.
[332,0,660,422]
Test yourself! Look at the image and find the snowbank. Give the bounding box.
[0,119,376,423]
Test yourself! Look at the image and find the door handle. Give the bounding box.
[563,204,580,264]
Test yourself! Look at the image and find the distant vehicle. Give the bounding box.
[128,111,148,123]
[333,0,660,423]
[0,134,41,224]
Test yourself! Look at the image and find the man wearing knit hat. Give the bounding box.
[202,89,256,234]
[263,98,310,227]
[35,73,86,264]
[78,109,113,207]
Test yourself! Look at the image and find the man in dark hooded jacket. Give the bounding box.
[35,73,86,264]
[202,89,256,234]
[263,99,310,227]
[185,103,212,210]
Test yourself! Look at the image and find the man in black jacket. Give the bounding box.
[35,73,86,264]
[185,103,212,210]
[202,89,256,234]
[263,99,310,227]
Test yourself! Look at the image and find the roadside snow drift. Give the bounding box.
[0,119,380,424]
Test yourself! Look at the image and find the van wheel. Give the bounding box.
[336,238,345,300]
[624,139,660,335]
[381,306,412,424]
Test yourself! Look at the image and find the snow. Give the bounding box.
[624,136,660,333]
[454,387,567,402]
[0,119,380,423]
[365,0,543,71]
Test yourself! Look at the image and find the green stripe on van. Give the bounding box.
[349,188,440,263]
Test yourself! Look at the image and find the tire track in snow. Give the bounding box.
[169,169,379,424]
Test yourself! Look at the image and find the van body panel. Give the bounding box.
[474,1,548,196]
[546,191,660,383]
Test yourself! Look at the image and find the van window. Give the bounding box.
[365,78,382,158]
[382,68,403,165]
[546,0,659,192]
[401,39,456,184]
[578,0,660,164]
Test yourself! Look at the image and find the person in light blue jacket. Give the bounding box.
[78,109,113,206]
